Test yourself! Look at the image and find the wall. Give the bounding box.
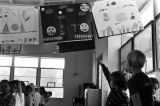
[21,43,93,106]
[18,12,93,106]
[108,36,121,72]
[92,30,121,106]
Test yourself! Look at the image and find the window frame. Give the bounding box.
[0,55,65,98]
[119,38,133,71]
[133,20,155,73]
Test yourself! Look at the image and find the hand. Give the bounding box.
[97,59,103,65]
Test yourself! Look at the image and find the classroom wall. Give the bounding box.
[17,13,93,106]
[21,43,93,106]
[92,31,121,106]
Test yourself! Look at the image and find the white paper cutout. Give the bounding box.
[92,0,143,37]
[0,5,39,44]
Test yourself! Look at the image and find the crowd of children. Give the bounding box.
[0,80,52,106]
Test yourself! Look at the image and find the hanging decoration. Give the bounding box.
[40,3,94,43]
[0,5,39,44]
[92,0,143,37]
[0,44,21,54]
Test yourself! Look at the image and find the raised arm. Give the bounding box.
[98,60,111,87]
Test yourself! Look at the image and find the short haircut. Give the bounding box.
[111,71,127,91]
[127,50,146,69]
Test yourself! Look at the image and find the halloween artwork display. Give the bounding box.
[92,0,143,37]
[0,44,21,54]
[40,3,94,43]
[0,6,39,44]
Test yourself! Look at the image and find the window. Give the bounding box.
[14,57,38,67]
[40,58,65,98]
[134,21,153,73]
[0,56,12,66]
[120,39,133,71]
[0,67,10,81]
[40,58,65,69]
[121,33,134,45]
[0,55,65,98]
[0,56,12,81]
[156,0,160,15]
[14,68,37,85]
[14,57,38,85]
[140,0,154,26]
[40,69,63,87]
[147,72,156,78]
[156,15,160,69]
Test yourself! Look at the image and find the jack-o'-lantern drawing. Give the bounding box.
[46,26,56,36]
[80,23,89,32]
[80,4,90,12]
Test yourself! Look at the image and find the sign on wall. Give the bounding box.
[0,6,39,44]
[0,44,21,54]
[92,0,143,37]
[40,3,94,43]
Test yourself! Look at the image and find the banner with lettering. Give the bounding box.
[0,6,39,44]
[92,0,143,37]
[40,3,94,43]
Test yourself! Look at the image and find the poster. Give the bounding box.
[40,5,60,43]
[40,3,94,43]
[0,5,39,44]
[92,0,143,37]
[0,44,21,54]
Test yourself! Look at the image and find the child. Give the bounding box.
[150,77,160,106]
[98,60,129,106]
[0,80,16,106]
[10,80,25,106]
[127,50,153,106]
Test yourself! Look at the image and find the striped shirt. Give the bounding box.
[100,64,129,106]
[106,88,129,106]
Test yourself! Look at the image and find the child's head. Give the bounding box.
[25,85,33,95]
[110,71,127,91]
[0,80,10,93]
[127,50,146,72]
[150,77,159,96]
[10,80,20,93]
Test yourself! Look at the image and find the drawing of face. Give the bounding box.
[116,12,127,24]
[46,26,56,36]
[11,24,19,31]
[80,4,90,12]
[80,23,89,32]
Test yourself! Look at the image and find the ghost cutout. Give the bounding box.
[80,4,90,12]
[80,23,89,32]
[46,26,56,36]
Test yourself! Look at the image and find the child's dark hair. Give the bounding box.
[111,71,127,91]
[127,50,146,69]
[150,77,159,88]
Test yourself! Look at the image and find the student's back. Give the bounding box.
[127,72,153,106]
[127,50,154,106]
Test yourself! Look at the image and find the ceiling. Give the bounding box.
[0,0,150,10]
